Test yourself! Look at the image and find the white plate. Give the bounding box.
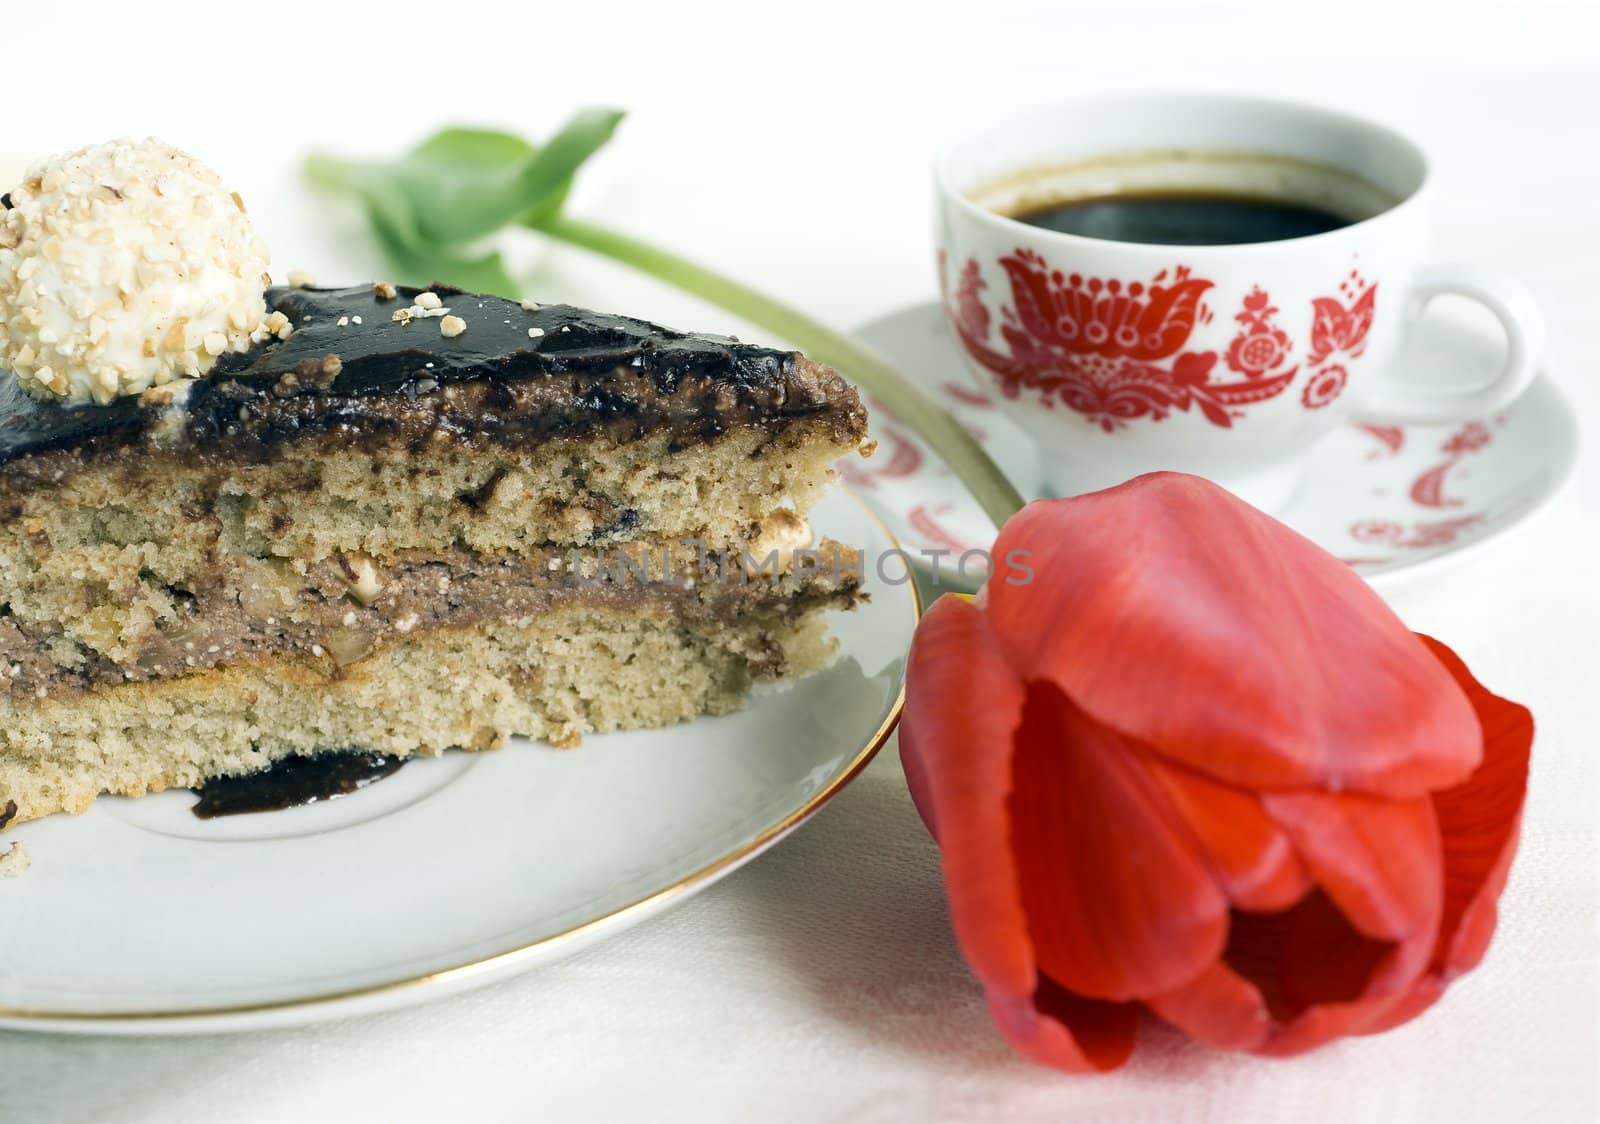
[846,302,1580,590]
[0,489,915,1035]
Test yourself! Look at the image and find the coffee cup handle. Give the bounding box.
[1357,265,1543,425]
[1356,267,1542,425]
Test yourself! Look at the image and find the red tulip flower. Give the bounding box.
[901,473,1531,1072]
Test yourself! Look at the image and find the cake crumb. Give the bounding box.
[520,299,541,311]
[440,315,467,338]
[287,268,316,289]
[0,841,29,879]
[414,291,443,310]
[373,281,397,300]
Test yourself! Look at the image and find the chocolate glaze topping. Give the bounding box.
[191,751,406,819]
[0,285,865,476]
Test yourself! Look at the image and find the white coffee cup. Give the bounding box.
[934,93,1542,511]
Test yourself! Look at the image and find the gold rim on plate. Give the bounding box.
[0,491,922,1026]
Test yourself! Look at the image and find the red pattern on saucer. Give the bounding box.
[1351,515,1487,549]
[846,302,1574,589]
[836,418,924,492]
[1409,422,1495,508]
[1356,423,1406,457]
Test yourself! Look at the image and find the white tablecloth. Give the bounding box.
[2,1,1597,1120]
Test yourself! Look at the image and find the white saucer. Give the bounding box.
[0,489,915,1035]
[846,302,1580,590]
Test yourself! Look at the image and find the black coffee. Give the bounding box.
[1012,191,1352,246]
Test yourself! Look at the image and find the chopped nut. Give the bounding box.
[413,291,443,310]
[439,315,467,338]
[391,307,415,325]
[339,552,385,604]
[336,316,349,327]
[290,353,342,389]
[527,327,545,339]
[260,309,294,341]
[287,268,315,289]
[373,280,398,300]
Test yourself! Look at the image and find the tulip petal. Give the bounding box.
[901,595,1142,1073]
[900,595,1033,998]
[982,474,1481,796]
[1153,889,1435,1057]
[1416,636,1532,973]
[1009,683,1229,1000]
[1143,757,1312,911]
[1269,891,1401,1014]
[1146,960,1273,1051]
[1361,635,1532,1034]
[1254,894,1437,1057]
[989,978,1140,1073]
[1262,790,1442,942]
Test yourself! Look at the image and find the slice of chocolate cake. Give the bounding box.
[0,280,870,823]
[0,139,874,829]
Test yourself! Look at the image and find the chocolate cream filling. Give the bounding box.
[0,541,863,701]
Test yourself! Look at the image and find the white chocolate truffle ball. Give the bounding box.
[0,138,272,405]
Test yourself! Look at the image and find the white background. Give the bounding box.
[2,0,1598,1120]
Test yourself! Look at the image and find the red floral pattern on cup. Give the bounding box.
[1225,288,1293,376]
[1298,270,1379,410]
[949,253,1302,432]
[1309,271,1378,366]
[950,253,1378,431]
[1302,364,1348,410]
